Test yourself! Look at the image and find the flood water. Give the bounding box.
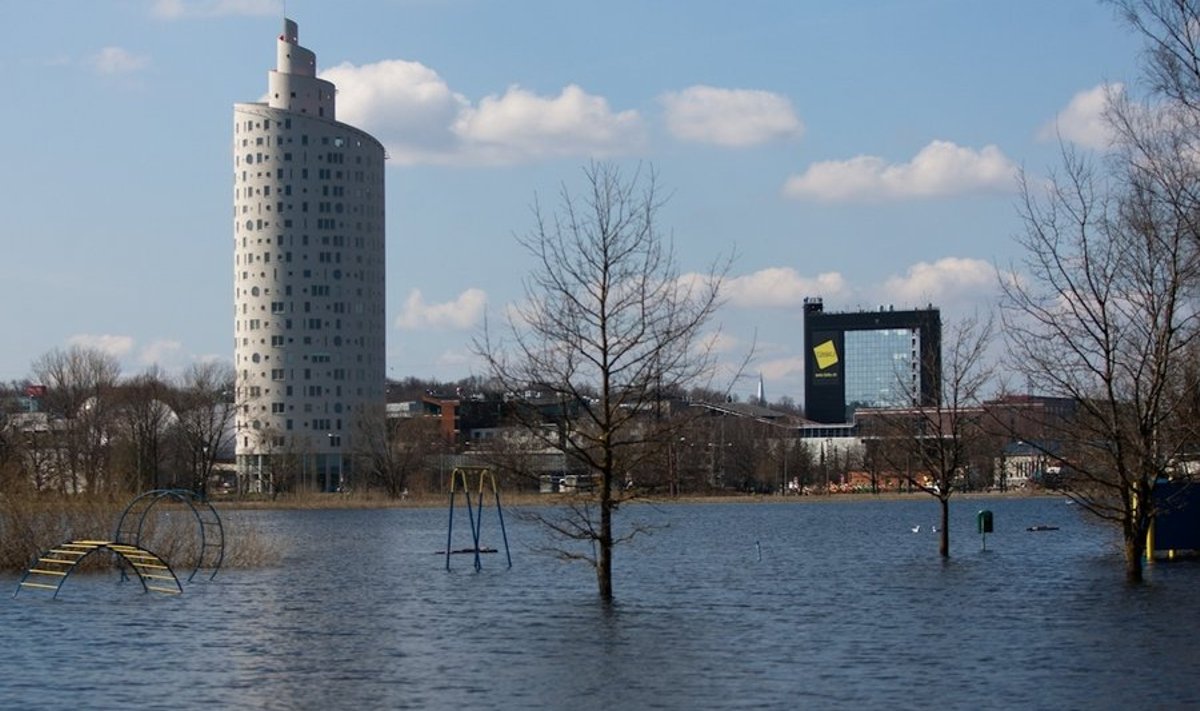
[3,495,1199,709]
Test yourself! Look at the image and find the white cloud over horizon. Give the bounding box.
[1039,82,1122,150]
[56,335,213,376]
[782,140,1018,202]
[757,355,805,384]
[660,85,804,147]
[456,84,644,163]
[396,288,487,330]
[327,65,804,165]
[435,349,480,369]
[322,61,643,165]
[67,333,135,357]
[723,267,847,308]
[713,259,998,317]
[88,47,149,75]
[879,257,998,305]
[138,339,184,367]
[320,60,470,163]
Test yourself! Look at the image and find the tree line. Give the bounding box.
[0,347,234,496]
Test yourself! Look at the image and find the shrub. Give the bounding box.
[0,491,279,573]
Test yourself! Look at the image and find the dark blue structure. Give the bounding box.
[1153,481,1200,552]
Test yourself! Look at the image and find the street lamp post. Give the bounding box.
[327,433,334,492]
[781,439,789,495]
[673,436,685,497]
[327,432,343,493]
[822,438,831,494]
[201,445,209,498]
[707,441,715,488]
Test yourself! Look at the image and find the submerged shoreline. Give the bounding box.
[213,488,1057,511]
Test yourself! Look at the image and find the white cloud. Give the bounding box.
[89,47,149,75]
[880,257,997,304]
[150,0,187,17]
[455,84,644,163]
[660,85,804,147]
[321,60,469,164]
[723,268,846,308]
[396,288,487,330]
[782,140,1017,202]
[322,60,643,165]
[193,353,232,366]
[68,334,135,357]
[151,0,281,19]
[436,349,481,369]
[139,339,184,367]
[758,356,805,383]
[1039,83,1122,150]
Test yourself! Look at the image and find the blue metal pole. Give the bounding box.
[445,484,457,571]
[466,485,482,572]
[494,484,512,568]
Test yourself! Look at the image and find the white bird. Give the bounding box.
[911,525,921,533]
[931,525,938,533]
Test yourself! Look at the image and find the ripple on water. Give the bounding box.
[3,499,1200,709]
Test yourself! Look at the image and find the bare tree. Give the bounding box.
[478,162,729,601]
[717,415,778,493]
[31,346,121,494]
[859,315,995,557]
[1001,141,1200,581]
[1113,0,1200,120]
[172,361,235,496]
[989,0,1200,582]
[112,367,175,492]
[355,409,444,499]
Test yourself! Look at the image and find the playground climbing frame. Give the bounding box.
[14,539,183,599]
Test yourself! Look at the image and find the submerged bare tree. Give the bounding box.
[478,162,728,602]
[997,1,1200,582]
[860,315,995,558]
[1001,144,1200,582]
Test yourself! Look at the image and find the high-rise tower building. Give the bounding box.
[233,18,386,491]
[802,298,941,424]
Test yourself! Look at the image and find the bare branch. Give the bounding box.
[475,162,734,600]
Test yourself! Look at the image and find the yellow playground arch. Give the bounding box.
[14,539,183,599]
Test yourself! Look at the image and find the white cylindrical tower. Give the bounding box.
[233,18,386,492]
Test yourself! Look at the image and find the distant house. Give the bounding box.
[995,440,1059,489]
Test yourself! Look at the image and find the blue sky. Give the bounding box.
[0,0,1143,402]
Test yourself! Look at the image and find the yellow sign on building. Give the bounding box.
[813,339,839,370]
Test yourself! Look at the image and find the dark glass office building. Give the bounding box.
[803,298,941,424]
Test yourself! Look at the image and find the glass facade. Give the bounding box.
[803,298,941,424]
[843,328,920,415]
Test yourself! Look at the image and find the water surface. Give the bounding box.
[3,496,1197,709]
